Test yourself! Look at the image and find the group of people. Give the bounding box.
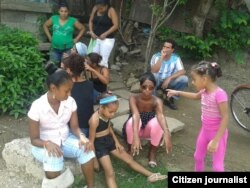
[43,0,117,69]
[28,0,229,187]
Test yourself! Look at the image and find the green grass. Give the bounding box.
[72,138,168,188]
[72,155,168,188]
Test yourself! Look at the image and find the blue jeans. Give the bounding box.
[154,75,189,99]
[93,89,101,105]
[50,48,71,67]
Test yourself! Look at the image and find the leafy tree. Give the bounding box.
[144,0,187,71]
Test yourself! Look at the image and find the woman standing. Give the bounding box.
[43,2,85,67]
[88,0,118,68]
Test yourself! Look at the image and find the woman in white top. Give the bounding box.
[28,63,95,188]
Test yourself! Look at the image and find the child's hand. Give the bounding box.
[115,142,124,152]
[84,142,94,152]
[79,134,92,152]
[166,89,179,98]
[44,141,63,157]
[207,139,218,153]
[132,138,142,156]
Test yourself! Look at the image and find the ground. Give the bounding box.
[0,49,249,187]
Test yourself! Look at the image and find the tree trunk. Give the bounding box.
[192,0,214,38]
[144,30,156,72]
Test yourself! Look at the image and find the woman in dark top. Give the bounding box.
[123,72,172,168]
[61,54,94,137]
[88,0,118,68]
[85,52,109,104]
[88,93,167,188]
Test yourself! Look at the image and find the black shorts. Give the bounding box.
[94,135,116,159]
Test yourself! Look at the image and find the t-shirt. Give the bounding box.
[71,81,94,129]
[51,15,76,50]
[27,93,77,146]
[150,52,184,80]
[200,87,228,130]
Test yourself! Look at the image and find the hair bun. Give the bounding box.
[45,61,58,75]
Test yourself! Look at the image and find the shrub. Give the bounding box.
[0,25,46,118]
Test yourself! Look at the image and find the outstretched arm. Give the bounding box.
[167,89,201,100]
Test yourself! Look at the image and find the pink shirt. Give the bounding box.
[28,93,77,146]
[200,87,228,130]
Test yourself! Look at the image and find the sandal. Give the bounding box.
[147,173,168,183]
[148,161,157,168]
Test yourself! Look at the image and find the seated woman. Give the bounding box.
[123,72,172,168]
[84,52,109,104]
[28,62,95,187]
[61,53,94,137]
[88,93,167,188]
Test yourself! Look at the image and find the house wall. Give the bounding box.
[0,0,52,41]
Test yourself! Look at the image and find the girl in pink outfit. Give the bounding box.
[167,61,229,171]
[123,72,172,168]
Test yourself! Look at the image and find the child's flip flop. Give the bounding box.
[148,161,157,168]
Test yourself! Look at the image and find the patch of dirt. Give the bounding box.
[0,44,250,187]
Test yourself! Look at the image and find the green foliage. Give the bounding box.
[151,0,187,17]
[0,25,46,118]
[37,15,49,41]
[158,27,217,59]
[213,10,250,53]
[175,34,218,59]
[158,8,249,62]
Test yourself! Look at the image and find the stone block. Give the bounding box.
[111,114,129,136]
[2,138,82,180]
[115,98,129,117]
[111,115,185,138]
[108,82,126,90]
[113,89,132,100]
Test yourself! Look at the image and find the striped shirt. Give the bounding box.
[150,52,184,80]
[28,93,77,146]
[200,87,228,130]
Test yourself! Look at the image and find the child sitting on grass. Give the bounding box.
[88,93,167,188]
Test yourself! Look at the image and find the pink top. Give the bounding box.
[28,93,77,146]
[200,87,228,130]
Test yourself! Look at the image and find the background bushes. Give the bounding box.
[0,25,46,118]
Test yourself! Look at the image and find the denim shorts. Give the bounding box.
[32,134,95,171]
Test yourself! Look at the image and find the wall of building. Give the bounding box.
[0,0,52,41]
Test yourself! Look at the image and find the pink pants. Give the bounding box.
[194,126,228,172]
[125,117,163,146]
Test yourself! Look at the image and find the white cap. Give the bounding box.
[75,42,87,57]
